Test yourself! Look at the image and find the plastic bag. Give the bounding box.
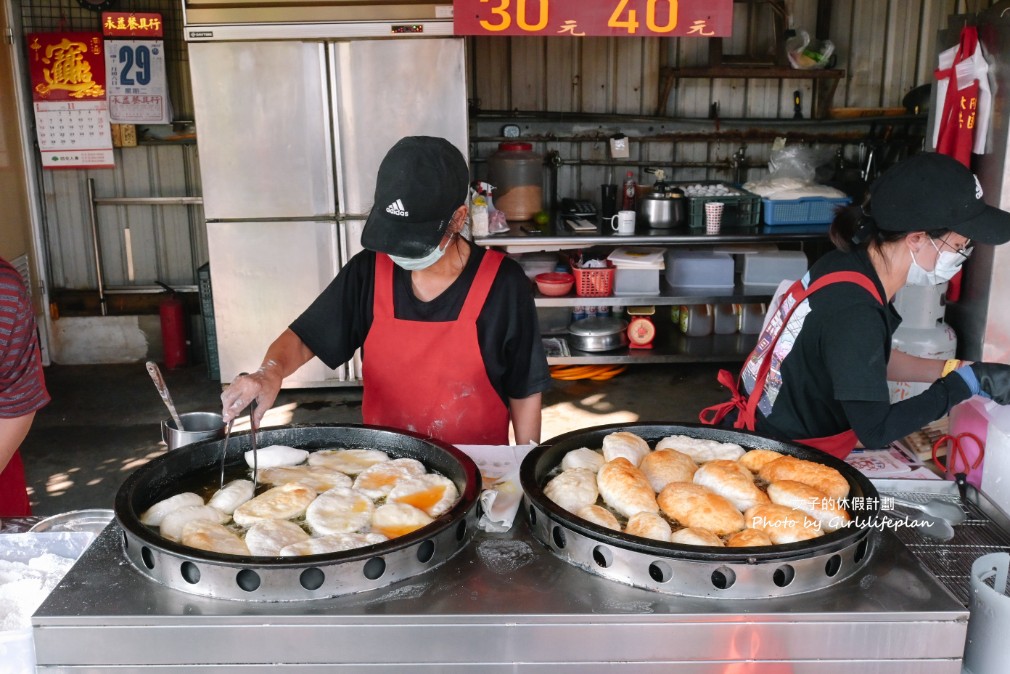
[743,141,843,199]
[786,30,834,70]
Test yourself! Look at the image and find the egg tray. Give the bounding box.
[114,424,480,602]
[520,422,880,599]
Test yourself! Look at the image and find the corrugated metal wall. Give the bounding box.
[20,0,990,293]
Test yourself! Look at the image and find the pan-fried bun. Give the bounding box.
[233,482,317,527]
[245,519,310,556]
[257,465,352,492]
[371,502,434,539]
[625,512,673,542]
[159,505,228,542]
[181,520,250,556]
[141,492,203,526]
[387,473,458,517]
[744,503,823,544]
[353,458,427,500]
[693,460,769,512]
[601,432,651,466]
[561,447,605,472]
[305,486,375,535]
[576,504,621,531]
[670,527,724,547]
[738,449,784,474]
[758,456,849,500]
[308,448,389,475]
[544,468,598,514]
[726,528,774,548]
[597,458,659,518]
[655,435,745,463]
[639,448,697,493]
[280,532,388,556]
[207,480,254,516]
[767,480,851,533]
[657,483,745,536]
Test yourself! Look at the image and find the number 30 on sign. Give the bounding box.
[453,0,732,37]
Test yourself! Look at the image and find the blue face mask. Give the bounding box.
[389,234,453,271]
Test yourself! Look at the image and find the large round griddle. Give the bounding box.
[520,422,880,599]
[116,424,479,602]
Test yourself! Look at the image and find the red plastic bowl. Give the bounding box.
[535,272,575,296]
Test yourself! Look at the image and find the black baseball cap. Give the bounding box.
[869,152,1010,244]
[360,136,470,258]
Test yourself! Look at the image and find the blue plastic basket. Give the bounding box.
[762,196,851,226]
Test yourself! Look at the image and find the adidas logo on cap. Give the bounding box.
[385,199,408,217]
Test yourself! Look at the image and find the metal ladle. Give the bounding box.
[146,361,185,431]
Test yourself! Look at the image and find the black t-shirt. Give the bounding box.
[748,248,900,441]
[289,240,551,404]
[744,247,971,447]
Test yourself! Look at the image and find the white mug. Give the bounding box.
[607,210,636,235]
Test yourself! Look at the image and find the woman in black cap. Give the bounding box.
[702,152,1010,459]
[221,136,550,446]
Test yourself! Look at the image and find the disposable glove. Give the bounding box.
[969,362,1010,405]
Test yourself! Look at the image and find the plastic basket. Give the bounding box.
[674,181,761,229]
[762,196,852,226]
[572,264,615,297]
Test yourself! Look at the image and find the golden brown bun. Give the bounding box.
[601,432,651,466]
[726,528,774,548]
[692,460,770,512]
[561,447,605,472]
[625,512,673,542]
[766,480,851,533]
[233,483,317,527]
[543,468,599,514]
[639,449,697,493]
[670,527,724,547]
[597,458,659,518]
[744,503,824,544]
[657,482,745,536]
[576,504,622,531]
[180,520,250,556]
[758,456,849,500]
[738,449,785,474]
[655,435,745,462]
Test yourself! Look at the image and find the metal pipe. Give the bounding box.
[92,196,204,206]
[86,178,107,317]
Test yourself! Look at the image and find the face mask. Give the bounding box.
[388,234,453,271]
[906,240,966,286]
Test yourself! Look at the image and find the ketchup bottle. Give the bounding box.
[622,170,637,211]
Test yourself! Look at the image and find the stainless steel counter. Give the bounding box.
[33,513,968,672]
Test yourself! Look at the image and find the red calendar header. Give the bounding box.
[453,0,732,37]
[27,32,106,102]
[102,12,164,38]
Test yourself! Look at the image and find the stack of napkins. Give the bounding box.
[455,444,537,532]
[606,247,666,269]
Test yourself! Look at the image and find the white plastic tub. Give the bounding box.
[664,251,734,289]
[742,249,808,289]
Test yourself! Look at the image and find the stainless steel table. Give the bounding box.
[33,514,968,673]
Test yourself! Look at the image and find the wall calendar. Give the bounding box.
[27,31,114,169]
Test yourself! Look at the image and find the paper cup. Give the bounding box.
[705,201,725,235]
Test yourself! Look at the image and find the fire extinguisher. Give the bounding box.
[158,282,188,370]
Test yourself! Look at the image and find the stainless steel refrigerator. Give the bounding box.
[185,13,467,386]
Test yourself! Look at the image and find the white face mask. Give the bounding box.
[388,233,454,271]
[906,239,967,286]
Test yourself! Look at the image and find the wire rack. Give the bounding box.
[882,488,1010,606]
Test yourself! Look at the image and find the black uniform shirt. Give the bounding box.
[290,240,551,405]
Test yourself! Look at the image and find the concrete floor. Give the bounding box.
[21,361,730,516]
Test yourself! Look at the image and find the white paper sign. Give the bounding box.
[104,39,170,124]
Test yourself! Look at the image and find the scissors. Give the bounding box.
[932,431,985,499]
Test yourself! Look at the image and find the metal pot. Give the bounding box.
[568,316,628,352]
[639,188,686,229]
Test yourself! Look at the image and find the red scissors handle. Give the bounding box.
[932,432,985,473]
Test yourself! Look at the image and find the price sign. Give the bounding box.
[454,0,731,37]
[105,39,171,123]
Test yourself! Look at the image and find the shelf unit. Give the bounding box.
[477,218,829,365]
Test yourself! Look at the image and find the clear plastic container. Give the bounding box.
[487,142,543,221]
[713,304,738,334]
[737,303,767,334]
[678,304,713,337]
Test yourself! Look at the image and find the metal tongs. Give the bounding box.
[218,395,259,490]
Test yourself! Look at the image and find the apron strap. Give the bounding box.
[459,249,504,321]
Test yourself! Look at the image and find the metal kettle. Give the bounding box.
[638,168,686,229]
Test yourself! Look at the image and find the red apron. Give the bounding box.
[699,271,883,460]
[0,449,31,516]
[935,26,980,168]
[361,251,510,445]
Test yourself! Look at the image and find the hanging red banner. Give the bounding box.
[453,0,732,37]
